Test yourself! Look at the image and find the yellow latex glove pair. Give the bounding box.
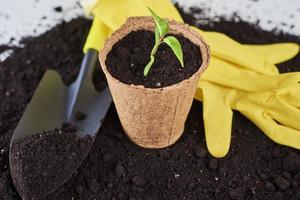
[81,0,300,157]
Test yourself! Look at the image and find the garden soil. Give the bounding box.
[106,30,201,88]
[0,6,299,200]
[10,123,93,200]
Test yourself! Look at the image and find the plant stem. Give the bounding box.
[144,33,166,76]
[150,36,164,57]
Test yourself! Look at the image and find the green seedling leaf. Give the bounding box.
[148,7,169,36]
[163,36,184,67]
[144,55,155,76]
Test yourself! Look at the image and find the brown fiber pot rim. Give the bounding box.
[99,16,210,91]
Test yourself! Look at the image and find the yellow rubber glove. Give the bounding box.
[195,79,300,157]
[193,28,299,74]
[236,84,300,150]
[196,64,300,155]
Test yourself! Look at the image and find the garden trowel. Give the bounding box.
[9,18,112,199]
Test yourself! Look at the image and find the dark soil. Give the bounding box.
[106,30,201,88]
[0,45,11,54]
[54,6,63,13]
[0,45,17,56]
[10,123,93,200]
[0,5,299,200]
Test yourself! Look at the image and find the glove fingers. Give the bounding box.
[203,58,300,92]
[268,95,300,130]
[240,106,300,150]
[200,82,232,157]
[244,43,300,64]
[191,27,279,75]
[277,84,300,108]
[259,72,300,90]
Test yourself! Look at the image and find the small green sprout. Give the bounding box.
[144,8,184,76]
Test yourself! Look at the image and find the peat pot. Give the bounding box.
[99,16,210,148]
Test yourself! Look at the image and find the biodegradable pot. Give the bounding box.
[99,17,210,148]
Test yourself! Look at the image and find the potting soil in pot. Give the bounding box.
[0,6,300,200]
[106,30,201,88]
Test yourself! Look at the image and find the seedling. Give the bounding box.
[144,8,184,76]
